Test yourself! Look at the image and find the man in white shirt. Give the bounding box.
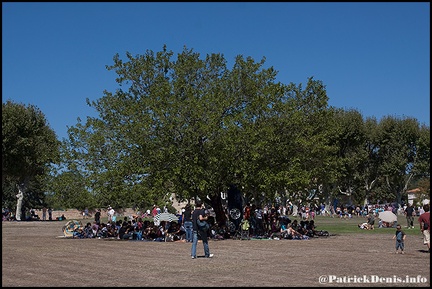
[107,206,115,223]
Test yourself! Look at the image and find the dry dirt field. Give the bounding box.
[2,220,430,287]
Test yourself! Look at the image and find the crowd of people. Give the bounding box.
[3,199,429,253]
[72,217,184,241]
[2,207,55,221]
[69,202,332,242]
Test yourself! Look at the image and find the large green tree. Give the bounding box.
[54,45,430,221]
[2,100,60,220]
[373,116,429,205]
[325,109,364,205]
[59,46,335,224]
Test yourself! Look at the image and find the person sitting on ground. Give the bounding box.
[73,227,85,238]
[268,218,281,239]
[133,226,143,240]
[290,219,301,232]
[91,221,99,236]
[298,220,309,235]
[106,223,117,238]
[143,224,158,240]
[83,222,94,238]
[285,223,303,239]
[279,222,290,238]
[306,220,319,237]
[210,224,225,240]
[98,223,108,238]
[118,221,132,240]
[166,221,184,242]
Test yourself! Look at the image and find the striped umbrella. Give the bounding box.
[153,212,179,225]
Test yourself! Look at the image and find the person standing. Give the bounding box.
[182,204,193,243]
[418,204,430,253]
[405,203,415,229]
[151,205,158,217]
[107,206,115,223]
[191,200,213,259]
[94,209,101,225]
[392,224,406,254]
[42,207,47,221]
[367,212,375,230]
[48,207,53,221]
[255,206,264,237]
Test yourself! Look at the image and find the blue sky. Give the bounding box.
[2,2,430,140]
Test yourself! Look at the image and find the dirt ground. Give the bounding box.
[2,221,430,287]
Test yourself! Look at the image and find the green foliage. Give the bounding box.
[36,45,429,216]
[2,100,60,210]
[375,116,429,204]
[314,215,421,236]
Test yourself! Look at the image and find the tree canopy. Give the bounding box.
[3,45,429,222]
[2,100,60,212]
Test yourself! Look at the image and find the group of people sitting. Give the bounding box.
[205,215,329,241]
[358,212,398,230]
[358,212,376,230]
[72,217,185,241]
[267,218,329,240]
[71,212,330,242]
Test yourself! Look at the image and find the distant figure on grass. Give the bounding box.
[418,204,430,253]
[94,209,101,225]
[405,203,415,229]
[42,207,47,221]
[107,206,115,223]
[367,212,375,230]
[48,207,53,221]
[182,204,193,243]
[83,208,89,219]
[392,224,406,254]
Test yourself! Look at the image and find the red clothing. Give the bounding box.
[152,207,158,217]
[244,206,251,220]
[418,212,430,231]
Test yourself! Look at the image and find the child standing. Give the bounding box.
[393,224,406,254]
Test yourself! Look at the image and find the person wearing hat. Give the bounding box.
[107,206,115,223]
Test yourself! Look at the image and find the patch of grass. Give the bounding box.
[91,214,422,237]
[308,215,422,236]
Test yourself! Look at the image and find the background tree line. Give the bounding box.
[2,45,430,224]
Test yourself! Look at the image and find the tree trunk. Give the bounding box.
[209,192,227,227]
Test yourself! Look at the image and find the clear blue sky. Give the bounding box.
[2,2,430,140]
